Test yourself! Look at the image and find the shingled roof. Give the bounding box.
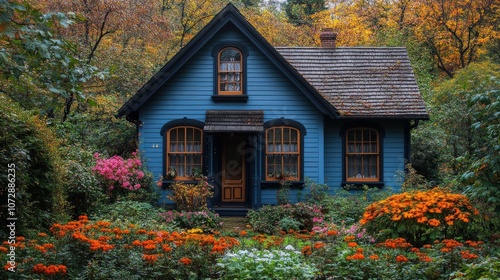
[276,47,428,119]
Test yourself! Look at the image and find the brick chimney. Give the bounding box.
[320,28,337,48]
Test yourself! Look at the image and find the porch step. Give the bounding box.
[213,207,250,216]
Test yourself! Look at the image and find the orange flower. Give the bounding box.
[314,242,325,249]
[162,244,172,252]
[356,247,364,253]
[346,253,365,260]
[442,239,463,248]
[344,235,355,242]
[143,254,159,264]
[0,247,8,253]
[347,242,358,247]
[78,215,89,221]
[395,255,408,262]
[179,257,192,265]
[440,247,451,253]
[239,230,247,237]
[428,218,441,227]
[33,264,67,275]
[369,254,379,260]
[301,245,312,255]
[37,232,47,237]
[461,250,479,260]
[326,230,338,236]
[420,256,433,262]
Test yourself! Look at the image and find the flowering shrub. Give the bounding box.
[93,151,145,191]
[160,210,222,233]
[0,215,239,279]
[360,188,479,245]
[168,177,214,211]
[0,213,498,279]
[216,248,318,279]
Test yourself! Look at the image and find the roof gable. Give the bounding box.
[117,3,338,121]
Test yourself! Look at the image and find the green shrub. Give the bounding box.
[304,177,330,204]
[247,203,324,234]
[160,210,222,233]
[322,186,393,226]
[0,97,69,238]
[93,201,163,227]
[59,146,109,218]
[216,248,318,279]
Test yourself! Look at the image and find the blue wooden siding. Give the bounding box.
[137,27,324,204]
[324,120,407,193]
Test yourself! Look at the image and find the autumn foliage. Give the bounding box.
[360,188,479,245]
[168,177,214,212]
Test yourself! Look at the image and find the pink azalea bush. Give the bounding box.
[93,151,145,191]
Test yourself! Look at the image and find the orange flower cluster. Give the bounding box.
[347,242,358,247]
[34,243,55,253]
[314,242,325,249]
[32,264,67,275]
[179,257,192,265]
[377,238,412,249]
[143,254,163,264]
[441,239,464,249]
[360,188,479,227]
[301,245,312,255]
[346,252,365,260]
[395,255,409,263]
[326,230,338,236]
[460,250,479,260]
[72,232,114,252]
[130,231,239,256]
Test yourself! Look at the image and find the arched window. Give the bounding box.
[265,126,301,181]
[345,128,380,182]
[218,47,242,95]
[166,126,203,180]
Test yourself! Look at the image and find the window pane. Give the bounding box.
[346,128,379,181]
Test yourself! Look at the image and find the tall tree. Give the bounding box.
[413,0,499,77]
[0,0,103,121]
[285,0,326,26]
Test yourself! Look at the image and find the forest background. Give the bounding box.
[0,0,499,238]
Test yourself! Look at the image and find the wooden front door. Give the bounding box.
[222,135,245,202]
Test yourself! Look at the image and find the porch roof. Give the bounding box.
[204,110,264,132]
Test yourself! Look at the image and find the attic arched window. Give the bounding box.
[218,47,243,95]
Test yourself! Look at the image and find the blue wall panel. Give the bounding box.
[323,120,406,193]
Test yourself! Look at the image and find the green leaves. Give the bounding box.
[1,1,106,121]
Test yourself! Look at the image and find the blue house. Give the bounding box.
[117,4,428,214]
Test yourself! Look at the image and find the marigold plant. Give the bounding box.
[360,188,479,245]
